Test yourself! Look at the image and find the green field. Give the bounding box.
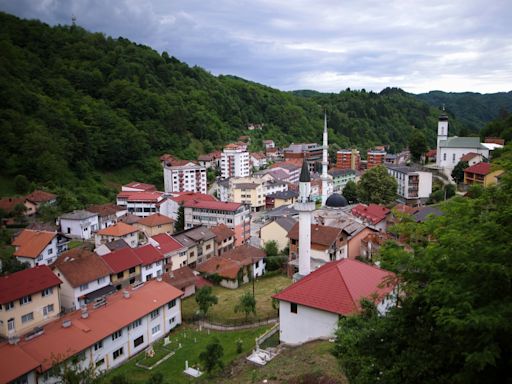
[99,324,270,383]
[181,274,292,324]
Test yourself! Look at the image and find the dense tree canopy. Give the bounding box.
[334,147,512,384]
[356,165,398,205]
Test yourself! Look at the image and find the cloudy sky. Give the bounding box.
[1,0,511,93]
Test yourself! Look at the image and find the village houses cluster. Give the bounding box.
[0,113,505,383]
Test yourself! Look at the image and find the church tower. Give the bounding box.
[436,110,448,166]
[321,112,329,206]
[294,159,315,280]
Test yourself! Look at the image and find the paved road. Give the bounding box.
[249,211,266,248]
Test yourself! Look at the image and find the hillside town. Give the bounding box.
[0,111,506,384]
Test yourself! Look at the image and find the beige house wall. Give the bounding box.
[260,221,289,252]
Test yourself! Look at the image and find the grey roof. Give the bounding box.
[266,205,299,219]
[386,164,425,173]
[328,168,356,177]
[234,183,259,189]
[105,239,129,251]
[268,190,299,200]
[299,160,311,182]
[173,225,215,245]
[274,217,297,232]
[267,169,289,180]
[60,210,97,220]
[218,179,230,187]
[413,206,443,223]
[439,137,487,149]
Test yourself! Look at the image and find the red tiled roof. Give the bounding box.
[137,213,174,227]
[133,245,164,266]
[210,223,235,242]
[162,266,196,290]
[251,152,266,160]
[183,199,241,212]
[273,259,396,315]
[464,162,491,176]
[195,276,213,289]
[288,223,342,248]
[101,248,141,273]
[196,245,265,280]
[166,159,198,167]
[25,190,56,203]
[0,197,25,213]
[170,192,217,203]
[392,204,418,215]
[52,248,111,287]
[0,265,61,304]
[96,222,138,237]
[151,233,184,254]
[12,230,57,258]
[0,344,41,384]
[86,203,124,217]
[122,182,156,191]
[351,204,390,225]
[0,280,183,377]
[426,149,437,157]
[117,191,164,202]
[460,152,481,162]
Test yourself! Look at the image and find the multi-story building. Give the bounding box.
[283,143,322,172]
[210,223,235,256]
[183,200,251,246]
[163,159,207,194]
[328,168,356,193]
[116,191,172,218]
[221,143,250,179]
[52,248,114,310]
[149,233,187,272]
[172,226,216,267]
[135,213,175,238]
[133,245,165,282]
[12,229,69,267]
[367,149,387,169]
[463,162,504,187]
[58,210,99,240]
[0,280,183,384]
[336,149,360,170]
[0,266,61,338]
[87,204,126,230]
[231,181,265,211]
[386,165,433,205]
[101,248,142,290]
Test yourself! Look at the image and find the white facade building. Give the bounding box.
[221,144,250,179]
[386,165,433,204]
[163,160,207,194]
[59,210,99,240]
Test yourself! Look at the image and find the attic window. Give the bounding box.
[290,302,297,314]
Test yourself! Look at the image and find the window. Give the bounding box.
[43,304,54,316]
[152,324,161,335]
[290,303,298,314]
[95,358,105,367]
[42,287,53,297]
[170,317,176,325]
[129,267,136,274]
[150,309,160,319]
[168,299,176,309]
[5,302,14,311]
[129,278,135,284]
[48,248,53,255]
[112,330,122,340]
[7,318,15,331]
[134,335,144,348]
[97,277,105,285]
[113,347,124,360]
[116,272,124,279]
[19,295,32,305]
[443,153,447,161]
[21,312,34,323]
[79,283,89,292]
[452,153,456,163]
[94,341,103,351]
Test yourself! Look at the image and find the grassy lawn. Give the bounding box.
[217,340,348,384]
[68,240,84,249]
[99,324,270,384]
[181,274,292,324]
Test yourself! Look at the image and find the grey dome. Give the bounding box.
[325,193,348,208]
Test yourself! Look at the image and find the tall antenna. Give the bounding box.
[71,14,77,26]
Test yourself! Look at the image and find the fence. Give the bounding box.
[182,313,277,329]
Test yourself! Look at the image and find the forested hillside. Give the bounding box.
[416,90,512,133]
[0,12,457,201]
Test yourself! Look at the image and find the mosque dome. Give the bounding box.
[325,193,348,208]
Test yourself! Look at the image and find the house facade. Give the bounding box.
[59,210,99,240]
[95,222,139,248]
[163,159,207,194]
[12,230,68,267]
[172,226,216,266]
[135,213,174,238]
[386,164,433,205]
[221,143,250,179]
[329,168,356,193]
[0,266,61,338]
[260,217,296,252]
[101,248,142,290]
[336,149,360,170]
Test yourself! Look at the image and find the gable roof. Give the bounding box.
[288,223,342,248]
[0,265,61,304]
[174,226,216,243]
[151,233,185,254]
[0,344,41,384]
[101,248,141,273]
[273,217,297,232]
[170,192,217,204]
[25,190,56,204]
[210,223,235,242]
[60,210,97,221]
[460,152,482,162]
[96,222,138,237]
[122,182,156,191]
[86,203,124,217]
[439,136,487,149]
[137,213,174,227]
[351,204,390,225]
[117,213,141,225]
[464,162,491,176]
[163,266,196,290]
[273,259,395,315]
[267,190,299,200]
[117,191,164,203]
[0,197,25,213]
[12,230,57,258]
[52,248,111,287]
[133,245,164,266]
[104,239,130,251]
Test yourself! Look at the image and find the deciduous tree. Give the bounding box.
[356,165,397,205]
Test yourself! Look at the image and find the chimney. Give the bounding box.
[62,320,72,328]
[81,307,89,319]
[123,290,130,299]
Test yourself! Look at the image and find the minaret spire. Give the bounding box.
[321,110,329,206]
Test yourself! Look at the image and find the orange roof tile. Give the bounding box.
[12,229,57,258]
[86,203,124,217]
[196,245,265,280]
[210,224,235,242]
[137,213,174,227]
[288,223,342,248]
[25,190,57,204]
[96,222,138,237]
[0,197,25,213]
[0,343,40,383]
[0,280,183,376]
